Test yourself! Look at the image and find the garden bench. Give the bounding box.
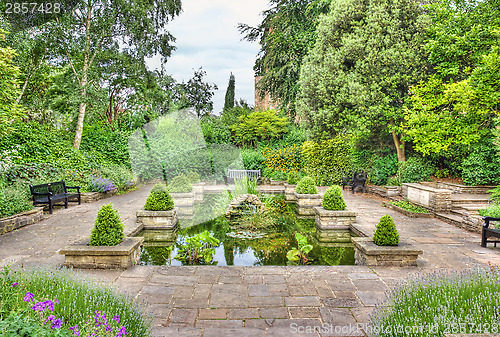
[342,171,367,194]
[481,216,500,248]
[226,169,261,184]
[29,180,81,214]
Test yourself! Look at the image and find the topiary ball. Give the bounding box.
[169,175,193,193]
[186,171,201,184]
[89,204,124,246]
[322,185,346,211]
[295,176,319,194]
[144,183,174,211]
[287,171,300,185]
[373,215,400,246]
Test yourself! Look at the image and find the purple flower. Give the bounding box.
[112,315,120,323]
[51,318,63,329]
[23,292,34,302]
[43,300,54,311]
[105,325,113,332]
[116,326,126,336]
[12,282,18,287]
[54,298,59,304]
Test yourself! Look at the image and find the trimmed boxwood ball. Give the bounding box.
[89,204,124,246]
[295,176,318,194]
[287,171,300,185]
[144,183,174,211]
[169,174,193,193]
[186,171,201,184]
[322,185,346,211]
[373,215,400,246]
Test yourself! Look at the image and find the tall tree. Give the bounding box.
[239,0,330,117]
[51,0,182,149]
[175,68,218,118]
[297,0,428,162]
[223,73,235,113]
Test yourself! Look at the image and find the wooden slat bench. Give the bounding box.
[342,171,367,193]
[29,180,81,214]
[226,169,261,184]
[481,216,500,248]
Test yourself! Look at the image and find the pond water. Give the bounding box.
[136,194,356,266]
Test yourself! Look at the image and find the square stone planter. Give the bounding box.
[351,237,422,267]
[192,182,205,202]
[284,183,296,202]
[314,206,356,242]
[136,208,178,230]
[171,191,195,217]
[60,237,144,269]
[294,192,322,216]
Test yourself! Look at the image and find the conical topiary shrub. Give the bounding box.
[322,185,346,211]
[287,171,300,185]
[89,204,124,246]
[295,176,318,194]
[169,175,193,193]
[186,171,201,184]
[373,215,399,246]
[144,183,174,211]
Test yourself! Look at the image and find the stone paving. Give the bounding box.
[1,185,500,336]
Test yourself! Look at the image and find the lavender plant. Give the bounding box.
[87,175,116,193]
[369,267,500,336]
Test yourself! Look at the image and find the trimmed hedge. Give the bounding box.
[144,184,174,211]
[89,204,124,246]
[322,186,346,211]
[373,215,399,246]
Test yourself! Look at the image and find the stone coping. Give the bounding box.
[136,209,176,216]
[294,192,322,199]
[60,237,143,256]
[171,191,195,197]
[349,223,369,238]
[313,206,357,217]
[403,182,451,194]
[352,237,423,255]
[382,201,433,218]
[0,207,43,221]
[0,207,44,235]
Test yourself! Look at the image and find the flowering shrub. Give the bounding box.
[262,145,302,175]
[87,175,116,193]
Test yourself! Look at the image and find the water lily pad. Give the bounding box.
[226,231,267,240]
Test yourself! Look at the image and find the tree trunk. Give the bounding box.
[391,130,406,162]
[16,75,31,103]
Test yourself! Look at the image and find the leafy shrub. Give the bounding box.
[295,176,318,194]
[487,185,500,203]
[144,184,174,211]
[397,157,435,184]
[175,230,220,265]
[287,171,300,185]
[369,154,398,186]
[370,268,500,336]
[0,266,152,336]
[169,175,193,193]
[322,186,346,211]
[461,144,500,185]
[241,148,266,171]
[478,204,500,219]
[80,123,131,167]
[373,215,399,246]
[89,204,124,246]
[87,175,116,193]
[262,145,302,174]
[0,183,32,218]
[186,171,201,184]
[200,116,232,144]
[434,168,450,178]
[301,135,352,185]
[1,162,61,185]
[231,109,289,145]
[388,200,429,213]
[386,176,401,186]
[100,165,134,192]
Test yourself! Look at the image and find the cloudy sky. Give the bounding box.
[147,0,271,114]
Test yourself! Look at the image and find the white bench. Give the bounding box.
[226,169,261,183]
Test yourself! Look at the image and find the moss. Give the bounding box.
[89,204,124,246]
[322,185,346,211]
[373,215,399,246]
[144,183,174,211]
[295,176,318,194]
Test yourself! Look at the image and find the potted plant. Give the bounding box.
[187,171,205,202]
[60,204,143,269]
[314,185,356,242]
[352,215,422,266]
[294,176,321,216]
[136,183,178,229]
[284,171,300,202]
[169,175,195,217]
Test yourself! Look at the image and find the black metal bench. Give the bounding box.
[342,171,367,194]
[29,180,81,214]
[481,216,500,248]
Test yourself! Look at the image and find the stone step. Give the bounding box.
[434,212,464,228]
[452,203,490,211]
[451,197,490,205]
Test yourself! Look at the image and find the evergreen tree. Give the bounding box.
[223,73,235,113]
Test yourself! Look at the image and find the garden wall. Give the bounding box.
[402,183,452,212]
[0,207,44,235]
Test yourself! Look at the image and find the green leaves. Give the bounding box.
[231,109,289,146]
[176,230,220,265]
[89,204,124,246]
[286,233,313,264]
[373,215,399,246]
[322,185,346,211]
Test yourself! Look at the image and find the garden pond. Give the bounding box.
[136,194,356,266]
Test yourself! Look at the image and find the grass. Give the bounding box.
[0,266,152,336]
[388,200,429,213]
[369,267,500,337]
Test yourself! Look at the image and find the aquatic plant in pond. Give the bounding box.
[287,232,313,265]
[176,230,220,265]
[369,267,500,337]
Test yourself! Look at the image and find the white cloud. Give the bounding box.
[146,0,270,114]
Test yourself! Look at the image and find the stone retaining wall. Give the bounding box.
[402,183,452,212]
[0,207,44,235]
[382,202,433,218]
[437,182,496,194]
[81,190,116,203]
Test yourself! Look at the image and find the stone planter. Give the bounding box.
[192,182,205,202]
[294,192,322,216]
[382,201,433,218]
[171,191,195,217]
[270,179,286,186]
[351,237,422,267]
[284,183,296,202]
[60,237,143,269]
[385,186,402,197]
[136,208,178,230]
[81,190,117,203]
[402,183,452,212]
[314,206,357,242]
[0,207,44,235]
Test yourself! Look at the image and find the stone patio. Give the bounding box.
[1,185,499,336]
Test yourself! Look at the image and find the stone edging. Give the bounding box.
[0,207,44,235]
[382,201,433,218]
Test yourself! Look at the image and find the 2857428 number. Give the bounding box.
[5,2,61,14]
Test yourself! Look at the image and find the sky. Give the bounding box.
[147,0,271,114]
